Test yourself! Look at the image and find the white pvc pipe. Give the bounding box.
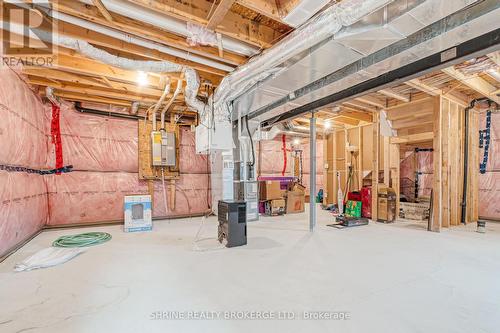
[161,78,183,129]
[48,10,235,72]
[152,78,171,131]
[79,0,259,57]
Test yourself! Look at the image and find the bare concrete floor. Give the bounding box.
[1,205,499,333]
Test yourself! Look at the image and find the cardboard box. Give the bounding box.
[265,199,286,216]
[286,191,305,214]
[285,182,306,214]
[124,195,152,232]
[259,181,283,200]
[399,202,430,221]
[377,187,396,223]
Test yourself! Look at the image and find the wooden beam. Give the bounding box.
[43,90,134,107]
[342,100,377,113]
[355,95,386,109]
[207,0,236,30]
[406,79,439,96]
[338,110,373,123]
[431,95,442,232]
[443,66,500,104]
[378,88,410,103]
[404,76,469,107]
[91,0,114,23]
[236,0,284,22]
[24,68,177,99]
[29,77,167,103]
[390,132,433,144]
[391,115,434,130]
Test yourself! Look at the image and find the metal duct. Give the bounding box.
[78,0,259,57]
[233,0,497,124]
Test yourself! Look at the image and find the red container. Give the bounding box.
[361,186,372,218]
[347,191,362,202]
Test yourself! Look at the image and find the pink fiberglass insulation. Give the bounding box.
[0,67,48,257]
[45,102,138,173]
[0,68,48,169]
[478,111,500,220]
[152,173,211,217]
[417,151,433,174]
[478,172,500,220]
[399,150,434,201]
[179,127,210,174]
[0,171,48,256]
[479,111,500,171]
[46,172,210,225]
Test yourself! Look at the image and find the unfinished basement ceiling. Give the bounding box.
[233,0,500,125]
[4,0,325,115]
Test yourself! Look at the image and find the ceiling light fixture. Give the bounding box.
[137,71,149,86]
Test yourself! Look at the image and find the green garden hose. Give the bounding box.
[52,232,112,248]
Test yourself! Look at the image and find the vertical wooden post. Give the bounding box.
[390,143,400,217]
[371,113,380,221]
[383,136,390,187]
[467,109,480,223]
[431,95,442,232]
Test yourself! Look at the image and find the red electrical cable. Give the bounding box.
[281,134,287,176]
[50,103,63,174]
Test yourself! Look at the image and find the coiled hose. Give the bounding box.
[52,232,112,248]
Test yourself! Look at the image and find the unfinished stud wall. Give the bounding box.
[45,102,211,226]
[0,68,48,257]
[431,96,468,231]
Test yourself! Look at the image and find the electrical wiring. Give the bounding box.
[52,232,112,248]
[192,215,226,252]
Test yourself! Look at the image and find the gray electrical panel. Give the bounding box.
[151,131,176,166]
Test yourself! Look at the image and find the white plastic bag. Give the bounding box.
[14,247,85,272]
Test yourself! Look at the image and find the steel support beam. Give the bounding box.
[252,0,500,127]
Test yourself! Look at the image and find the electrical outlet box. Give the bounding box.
[151,130,176,166]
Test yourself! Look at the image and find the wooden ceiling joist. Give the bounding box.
[355,95,386,109]
[378,88,410,103]
[91,0,114,23]
[235,0,283,22]
[406,79,440,96]
[442,67,500,104]
[28,77,169,103]
[54,0,246,67]
[126,0,282,48]
[207,0,236,30]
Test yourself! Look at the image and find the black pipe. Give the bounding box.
[74,102,195,125]
[461,98,491,225]
[75,102,141,121]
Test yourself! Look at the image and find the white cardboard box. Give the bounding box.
[124,195,152,232]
